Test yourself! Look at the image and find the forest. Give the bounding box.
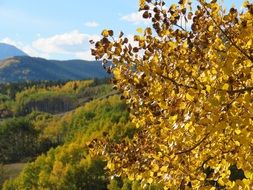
[0,79,161,189]
[0,77,248,189]
[1,0,253,189]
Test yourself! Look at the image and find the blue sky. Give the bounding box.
[0,0,245,60]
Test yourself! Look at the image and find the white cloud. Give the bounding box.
[31,30,100,60]
[1,37,22,47]
[121,11,150,25]
[0,37,46,58]
[84,21,99,27]
[32,30,87,54]
[22,45,49,58]
[1,30,100,60]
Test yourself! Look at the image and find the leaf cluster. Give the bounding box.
[91,0,253,188]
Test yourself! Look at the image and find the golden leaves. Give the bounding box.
[208,25,214,31]
[91,0,253,189]
[222,83,230,91]
[185,93,194,101]
[246,39,252,48]
[107,160,115,171]
[151,163,159,172]
[101,29,109,37]
[139,0,145,9]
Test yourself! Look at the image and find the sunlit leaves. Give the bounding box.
[101,29,109,37]
[91,0,253,189]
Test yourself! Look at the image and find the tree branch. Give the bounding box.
[175,133,209,155]
[160,74,198,90]
[174,23,187,32]
[227,86,253,94]
[200,1,253,63]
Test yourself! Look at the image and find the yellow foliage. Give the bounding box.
[92,0,253,189]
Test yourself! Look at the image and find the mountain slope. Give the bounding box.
[0,56,108,82]
[0,43,27,60]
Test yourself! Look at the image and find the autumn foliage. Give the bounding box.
[91,0,253,189]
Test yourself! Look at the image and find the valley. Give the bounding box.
[0,79,142,189]
[0,42,148,189]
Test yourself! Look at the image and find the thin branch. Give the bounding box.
[175,133,209,155]
[198,156,214,172]
[160,74,198,90]
[227,86,253,94]
[174,23,187,32]
[218,86,253,94]
[200,1,253,63]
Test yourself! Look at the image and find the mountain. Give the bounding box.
[0,56,108,83]
[0,43,27,60]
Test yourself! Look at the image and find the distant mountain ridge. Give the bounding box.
[0,56,108,83]
[0,43,108,83]
[0,43,27,60]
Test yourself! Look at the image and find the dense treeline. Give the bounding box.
[0,79,114,163]
[0,78,112,117]
[0,78,109,98]
[0,80,67,99]
[0,79,162,189]
[0,117,38,163]
[0,79,152,189]
[2,95,138,189]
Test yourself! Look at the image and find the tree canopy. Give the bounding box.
[91,0,253,189]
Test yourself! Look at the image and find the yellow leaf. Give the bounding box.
[137,27,143,34]
[107,161,115,171]
[152,163,159,172]
[152,55,159,64]
[134,77,140,84]
[113,68,121,79]
[208,25,214,32]
[243,0,250,7]
[206,85,211,93]
[245,171,253,179]
[186,93,194,101]
[185,122,191,130]
[168,41,176,49]
[246,39,252,48]
[235,141,240,146]
[160,166,168,172]
[235,129,241,135]
[218,178,225,186]
[136,174,142,180]
[222,83,229,91]
[139,0,145,9]
[128,173,135,181]
[147,177,153,184]
[180,102,186,109]
[101,29,109,37]
[171,115,178,122]
[183,41,188,48]
[245,60,253,67]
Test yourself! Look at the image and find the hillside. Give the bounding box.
[0,56,108,82]
[0,80,137,190]
[0,43,27,60]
